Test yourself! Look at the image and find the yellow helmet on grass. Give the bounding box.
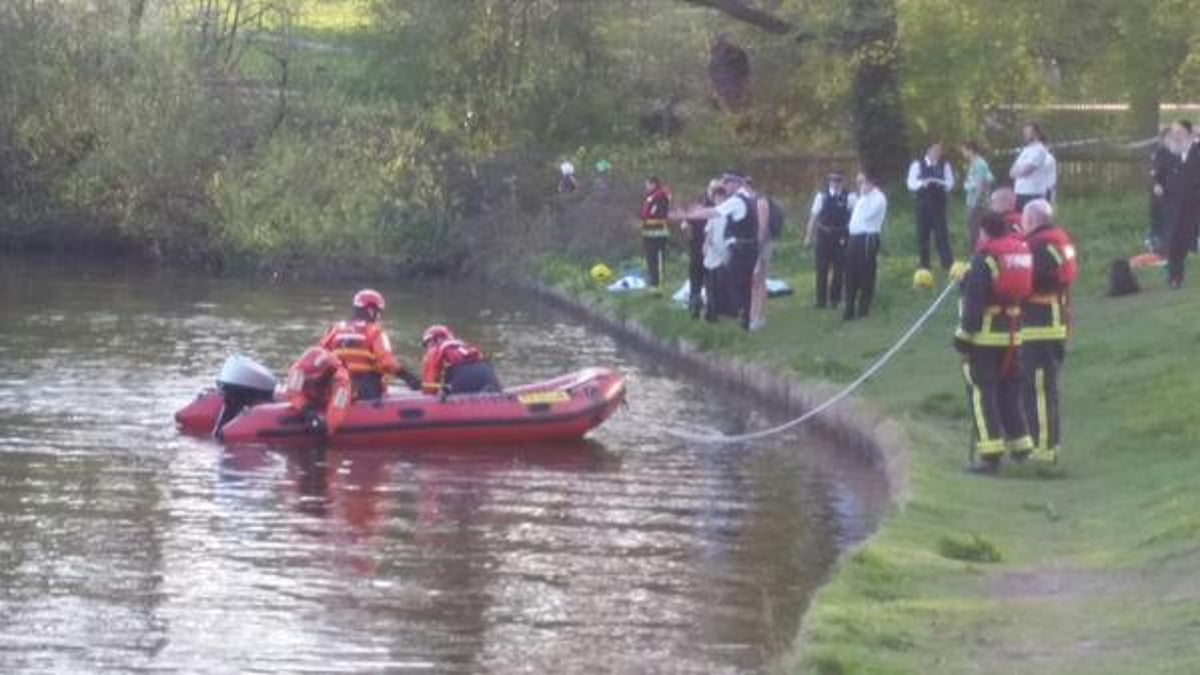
[912,268,935,290]
[590,263,613,284]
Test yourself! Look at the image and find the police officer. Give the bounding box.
[640,176,672,288]
[1019,199,1078,464]
[907,141,956,271]
[955,211,1035,474]
[805,171,854,309]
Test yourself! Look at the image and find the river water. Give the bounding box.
[0,254,889,674]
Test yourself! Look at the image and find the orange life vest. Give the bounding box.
[421,339,484,394]
[319,320,398,376]
[285,347,350,434]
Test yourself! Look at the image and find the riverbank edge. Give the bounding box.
[521,281,914,656]
[524,283,909,495]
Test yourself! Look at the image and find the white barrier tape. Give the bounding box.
[664,281,957,445]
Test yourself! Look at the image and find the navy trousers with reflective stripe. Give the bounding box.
[962,346,1030,458]
[1021,340,1064,452]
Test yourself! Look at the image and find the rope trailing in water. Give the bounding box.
[664,281,958,445]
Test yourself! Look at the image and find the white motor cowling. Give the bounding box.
[213,355,278,436]
[217,354,277,395]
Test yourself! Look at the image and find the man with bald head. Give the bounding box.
[1019,199,1078,465]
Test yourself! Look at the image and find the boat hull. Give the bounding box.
[176,367,625,447]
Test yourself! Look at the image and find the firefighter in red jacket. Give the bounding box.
[955,210,1036,473]
[318,289,420,400]
[1019,199,1078,464]
[641,176,672,288]
[285,346,351,436]
[420,325,502,397]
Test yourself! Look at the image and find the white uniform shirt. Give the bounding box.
[560,161,575,177]
[847,187,887,235]
[702,215,731,270]
[905,157,956,193]
[1010,142,1055,196]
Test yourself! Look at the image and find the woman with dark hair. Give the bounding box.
[961,141,994,249]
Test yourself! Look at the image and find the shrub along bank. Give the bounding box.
[537,191,1200,674]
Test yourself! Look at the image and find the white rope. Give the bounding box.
[664,281,957,445]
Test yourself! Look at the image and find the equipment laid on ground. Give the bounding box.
[671,278,793,305]
[178,356,626,447]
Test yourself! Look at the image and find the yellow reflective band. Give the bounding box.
[962,363,993,444]
[1007,435,1034,452]
[1023,326,1067,341]
[286,369,304,392]
[518,391,571,405]
[1047,244,1064,265]
[984,256,1000,279]
[1036,368,1050,451]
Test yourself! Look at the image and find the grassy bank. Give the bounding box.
[536,191,1200,674]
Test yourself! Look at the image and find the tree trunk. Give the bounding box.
[846,0,907,185]
[1128,87,1161,140]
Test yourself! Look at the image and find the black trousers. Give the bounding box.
[1021,340,1064,455]
[1166,204,1199,284]
[687,240,706,316]
[446,361,502,395]
[727,242,758,329]
[643,236,667,287]
[351,373,385,401]
[916,200,953,269]
[702,266,723,321]
[962,346,1031,459]
[843,233,879,319]
[1016,192,1047,211]
[814,230,845,308]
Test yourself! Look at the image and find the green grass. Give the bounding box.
[538,191,1200,674]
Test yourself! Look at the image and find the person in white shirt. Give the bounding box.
[701,181,732,321]
[558,160,576,193]
[1009,123,1055,209]
[843,172,888,320]
[804,171,857,309]
[907,142,956,270]
[674,172,765,330]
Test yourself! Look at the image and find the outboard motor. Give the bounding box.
[214,355,278,436]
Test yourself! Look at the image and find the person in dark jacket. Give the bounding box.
[954,211,1035,474]
[1149,128,1174,253]
[1160,120,1200,288]
[683,188,715,318]
[907,142,956,271]
[640,176,672,288]
[1019,199,1078,465]
[804,171,854,309]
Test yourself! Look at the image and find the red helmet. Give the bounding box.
[421,324,454,347]
[353,289,386,311]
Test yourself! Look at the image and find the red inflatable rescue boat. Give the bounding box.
[176,356,626,447]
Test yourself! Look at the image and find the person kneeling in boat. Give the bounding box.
[286,347,351,436]
[319,289,421,399]
[420,325,502,398]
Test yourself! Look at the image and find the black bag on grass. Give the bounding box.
[1108,258,1139,297]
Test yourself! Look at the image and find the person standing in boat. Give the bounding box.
[420,325,503,397]
[319,289,420,400]
[285,346,351,436]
